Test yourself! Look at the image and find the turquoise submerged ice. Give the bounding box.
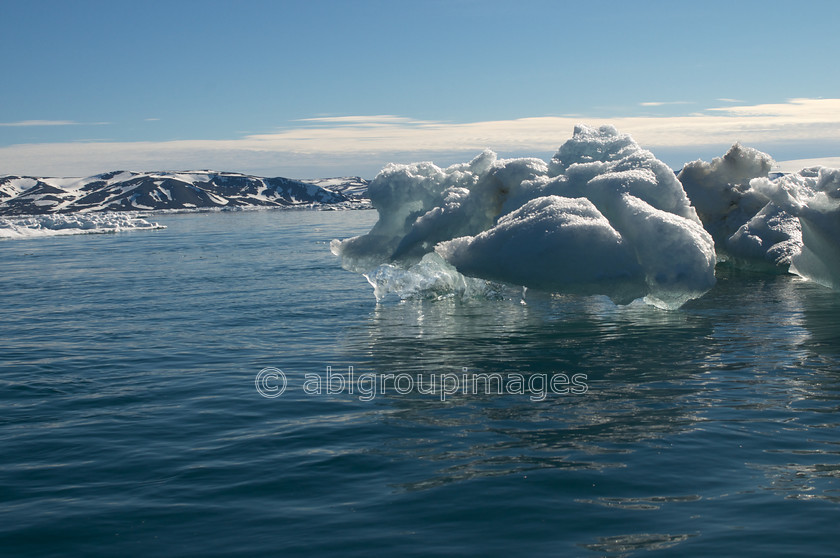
[332,125,717,309]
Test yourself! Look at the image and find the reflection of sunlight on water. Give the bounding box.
[341,292,717,490]
[751,461,840,503]
[576,494,702,510]
[799,280,840,357]
[8,209,840,557]
[332,267,840,534]
[581,532,698,554]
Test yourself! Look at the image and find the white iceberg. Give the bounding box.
[753,167,840,289]
[678,144,801,268]
[0,212,166,240]
[333,125,716,308]
[680,143,840,291]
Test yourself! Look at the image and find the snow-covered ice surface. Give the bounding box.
[754,166,840,289]
[678,144,802,269]
[334,124,840,304]
[0,213,165,239]
[333,125,717,309]
[678,145,840,291]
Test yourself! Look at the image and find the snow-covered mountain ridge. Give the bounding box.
[0,171,369,216]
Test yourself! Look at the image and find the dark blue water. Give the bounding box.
[2,210,840,557]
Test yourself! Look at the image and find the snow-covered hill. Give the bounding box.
[299,177,369,199]
[0,171,369,216]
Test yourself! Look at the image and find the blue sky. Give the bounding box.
[2,0,840,178]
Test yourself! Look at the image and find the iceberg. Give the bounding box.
[0,212,165,239]
[678,144,801,269]
[680,143,840,291]
[754,167,840,289]
[333,125,716,308]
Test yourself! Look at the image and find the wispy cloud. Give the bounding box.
[639,101,693,107]
[705,97,838,119]
[292,115,440,127]
[1,98,839,176]
[0,120,109,127]
[245,98,840,152]
[0,120,79,127]
[776,156,840,173]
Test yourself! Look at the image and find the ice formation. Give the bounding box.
[333,125,717,308]
[679,144,840,291]
[0,213,165,239]
[678,144,801,268]
[753,167,840,289]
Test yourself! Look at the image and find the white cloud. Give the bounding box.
[293,115,438,126]
[776,157,840,173]
[0,120,80,127]
[243,98,840,152]
[706,97,839,120]
[639,101,693,107]
[1,98,839,177]
[0,120,109,127]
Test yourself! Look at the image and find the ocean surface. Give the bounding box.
[2,209,840,557]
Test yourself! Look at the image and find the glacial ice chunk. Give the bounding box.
[678,143,801,268]
[683,146,840,289]
[0,212,165,239]
[436,196,647,303]
[333,125,716,308]
[754,167,840,289]
[362,252,499,302]
[332,149,549,272]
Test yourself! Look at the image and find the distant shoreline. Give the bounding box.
[0,171,369,217]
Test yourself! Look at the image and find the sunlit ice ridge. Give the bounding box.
[332,125,840,309]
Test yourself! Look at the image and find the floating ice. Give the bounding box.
[679,144,840,290]
[0,212,165,239]
[362,252,500,302]
[333,125,716,308]
[331,149,548,272]
[678,144,801,268]
[435,195,648,303]
[753,167,840,289]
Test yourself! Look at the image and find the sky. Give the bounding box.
[2,0,840,178]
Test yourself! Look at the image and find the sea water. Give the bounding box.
[1,209,840,557]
